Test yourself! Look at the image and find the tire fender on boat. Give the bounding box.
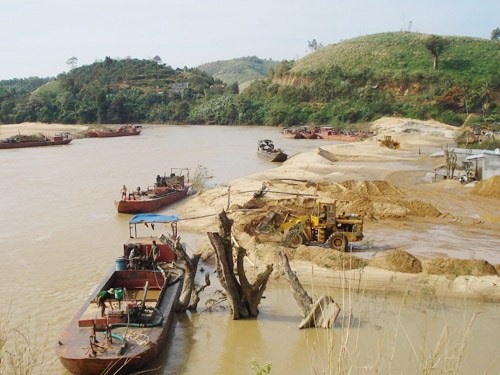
[173,184,183,191]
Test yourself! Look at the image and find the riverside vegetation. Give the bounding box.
[0,32,498,135]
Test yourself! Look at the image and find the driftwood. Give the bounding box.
[208,210,273,319]
[278,250,341,329]
[162,236,210,311]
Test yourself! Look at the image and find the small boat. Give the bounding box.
[317,147,338,162]
[318,127,372,142]
[56,214,184,375]
[282,127,305,139]
[282,126,321,139]
[96,124,142,138]
[0,132,72,149]
[86,130,99,138]
[257,139,288,162]
[116,168,191,214]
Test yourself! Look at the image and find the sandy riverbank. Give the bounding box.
[176,117,500,302]
[0,122,88,138]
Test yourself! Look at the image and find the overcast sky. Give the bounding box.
[0,0,498,80]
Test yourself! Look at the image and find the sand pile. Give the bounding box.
[424,258,498,277]
[282,246,367,270]
[469,176,500,198]
[369,250,423,273]
[230,179,441,226]
[371,117,458,140]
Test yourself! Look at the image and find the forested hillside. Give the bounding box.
[0,32,498,127]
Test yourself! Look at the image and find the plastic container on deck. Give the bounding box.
[115,257,127,271]
[114,288,123,301]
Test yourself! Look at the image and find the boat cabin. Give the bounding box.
[125,214,178,265]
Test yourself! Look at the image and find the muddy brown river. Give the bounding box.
[0,125,498,374]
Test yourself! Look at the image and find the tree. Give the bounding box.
[278,251,341,329]
[66,56,78,70]
[491,27,500,40]
[307,39,323,52]
[424,35,450,70]
[152,55,163,65]
[207,210,273,319]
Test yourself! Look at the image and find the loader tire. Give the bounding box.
[328,233,348,251]
[286,231,303,248]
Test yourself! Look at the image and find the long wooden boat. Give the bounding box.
[318,127,374,142]
[56,214,184,375]
[0,132,72,149]
[116,168,191,214]
[282,126,321,139]
[96,125,142,138]
[257,139,288,162]
[317,147,338,162]
[282,127,306,139]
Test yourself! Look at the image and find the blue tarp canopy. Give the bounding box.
[129,213,179,224]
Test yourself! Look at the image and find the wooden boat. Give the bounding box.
[301,127,322,139]
[282,126,321,139]
[317,147,338,162]
[116,168,191,214]
[257,139,288,162]
[318,127,374,142]
[0,132,72,149]
[56,214,184,375]
[86,130,99,138]
[96,124,142,138]
[282,127,305,139]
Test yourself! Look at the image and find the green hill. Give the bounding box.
[291,32,499,88]
[197,56,280,85]
[239,32,499,126]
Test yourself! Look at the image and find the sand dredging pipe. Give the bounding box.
[108,308,164,330]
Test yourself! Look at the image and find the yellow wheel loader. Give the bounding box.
[256,201,364,251]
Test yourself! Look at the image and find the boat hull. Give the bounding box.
[56,268,183,375]
[257,150,288,162]
[0,139,72,149]
[96,130,141,137]
[116,187,189,213]
[319,134,359,142]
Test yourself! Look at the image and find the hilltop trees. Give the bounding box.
[424,34,450,70]
[307,39,323,52]
[491,27,500,40]
[66,57,78,70]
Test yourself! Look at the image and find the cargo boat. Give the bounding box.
[56,214,184,375]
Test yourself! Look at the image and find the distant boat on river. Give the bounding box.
[115,168,191,214]
[257,139,288,162]
[91,124,142,138]
[0,132,72,149]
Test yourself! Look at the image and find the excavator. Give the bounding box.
[256,201,364,251]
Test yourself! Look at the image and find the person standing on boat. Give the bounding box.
[151,240,160,265]
[96,288,115,317]
[121,185,127,200]
[129,245,141,270]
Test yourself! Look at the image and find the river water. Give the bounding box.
[0,125,498,374]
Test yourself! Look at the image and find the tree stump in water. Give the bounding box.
[278,250,341,329]
[162,235,209,311]
[208,210,273,319]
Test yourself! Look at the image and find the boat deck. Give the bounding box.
[78,290,160,328]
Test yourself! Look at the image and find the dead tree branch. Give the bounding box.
[208,210,273,319]
[278,250,340,329]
